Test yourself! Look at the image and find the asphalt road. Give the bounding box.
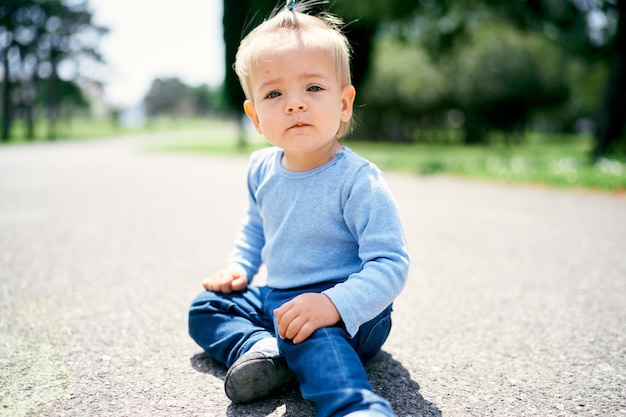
[1,138,625,417]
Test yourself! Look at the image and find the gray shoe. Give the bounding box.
[224,350,298,403]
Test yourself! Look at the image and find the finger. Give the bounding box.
[292,322,315,344]
[273,304,293,339]
[284,316,304,341]
[276,314,289,339]
[273,302,289,325]
[206,269,226,288]
[217,272,235,293]
[231,275,248,291]
[202,276,218,291]
[219,281,233,293]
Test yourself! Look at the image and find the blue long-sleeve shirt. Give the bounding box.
[228,146,410,337]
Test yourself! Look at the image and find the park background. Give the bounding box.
[2,2,626,417]
[1,0,625,191]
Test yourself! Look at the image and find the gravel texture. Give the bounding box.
[0,138,624,417]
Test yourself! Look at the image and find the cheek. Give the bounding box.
[256,114,268,131]
[256,116,278,138]
[256,107,279,130]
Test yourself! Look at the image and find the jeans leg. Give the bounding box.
[267,288,394,417]
[349,305,393,363]
[188,286,274,367]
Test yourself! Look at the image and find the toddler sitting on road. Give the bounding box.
[189,4,409,417]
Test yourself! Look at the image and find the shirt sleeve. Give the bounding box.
[227,154,266,282]
[323,164,410,337]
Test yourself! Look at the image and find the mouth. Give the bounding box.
[289,121,310,130]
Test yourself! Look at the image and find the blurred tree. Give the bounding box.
[593,0,626,158]
[144,77,188,117]
[1,0,39,140]
[38,77,89,136]
[190,84,230,116]
[387,0,624,154]
[358,23,569,143]
[453,21,569,144]
[0,0,106,141]
[222,0,274,145]
[356,37,451,142]
[190,84,217,116]
[476,0,624,156]
[143,78,226,118]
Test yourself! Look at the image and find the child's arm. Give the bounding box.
[273,293,341,344]
[205,150,268,292]
[224,150,268,281]
[322,164,410,338]
[202,266,248,293]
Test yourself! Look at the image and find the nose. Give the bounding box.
[285,96,306,114]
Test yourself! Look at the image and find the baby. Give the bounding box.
[189,5,410,417]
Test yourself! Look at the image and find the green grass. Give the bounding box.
[154,123,626,192]
[3,116,225,143]
[343,134,626,191]
[4,117,625,191]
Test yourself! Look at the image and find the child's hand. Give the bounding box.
[274,293,341,344]
[202,268,248,293]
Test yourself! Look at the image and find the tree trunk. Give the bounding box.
[222,1,248,110]
[593,1,626,159]
[24,81,36,140]
[47,64,59,141]
[463,113,487,144]
[25,105,34,140]
[1,52,11,141]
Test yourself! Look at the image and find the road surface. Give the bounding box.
[1,138,625,416]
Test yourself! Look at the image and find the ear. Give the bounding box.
[243,100,262,134]
[340,85,356,123]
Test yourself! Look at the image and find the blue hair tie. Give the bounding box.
[287,0,295,11]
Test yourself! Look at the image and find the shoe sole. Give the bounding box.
[224,352,298,403]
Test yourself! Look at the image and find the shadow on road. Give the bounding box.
[191,352,227,379]
[191,350,441,417]
[367,351,442,416]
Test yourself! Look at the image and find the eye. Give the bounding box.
[265,90,281,99]
[307,85,324,92]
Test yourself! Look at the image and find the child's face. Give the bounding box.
[243,47,355,161]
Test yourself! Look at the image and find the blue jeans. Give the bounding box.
[188,282,395,417]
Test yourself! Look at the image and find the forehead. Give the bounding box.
[249,46,338,83]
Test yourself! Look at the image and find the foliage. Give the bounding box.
[189,84,229,116]
[354,37,450,142]
[143,77,229,119]
[0,0,107,140]
[453,20,570,141]
[366,0,625,156]
[357,22,573,143]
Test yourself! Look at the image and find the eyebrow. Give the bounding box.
[257,72,331,91]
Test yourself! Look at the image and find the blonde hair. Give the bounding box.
[234,8,353,138]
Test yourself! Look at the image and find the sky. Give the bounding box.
[88,0,225,108]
